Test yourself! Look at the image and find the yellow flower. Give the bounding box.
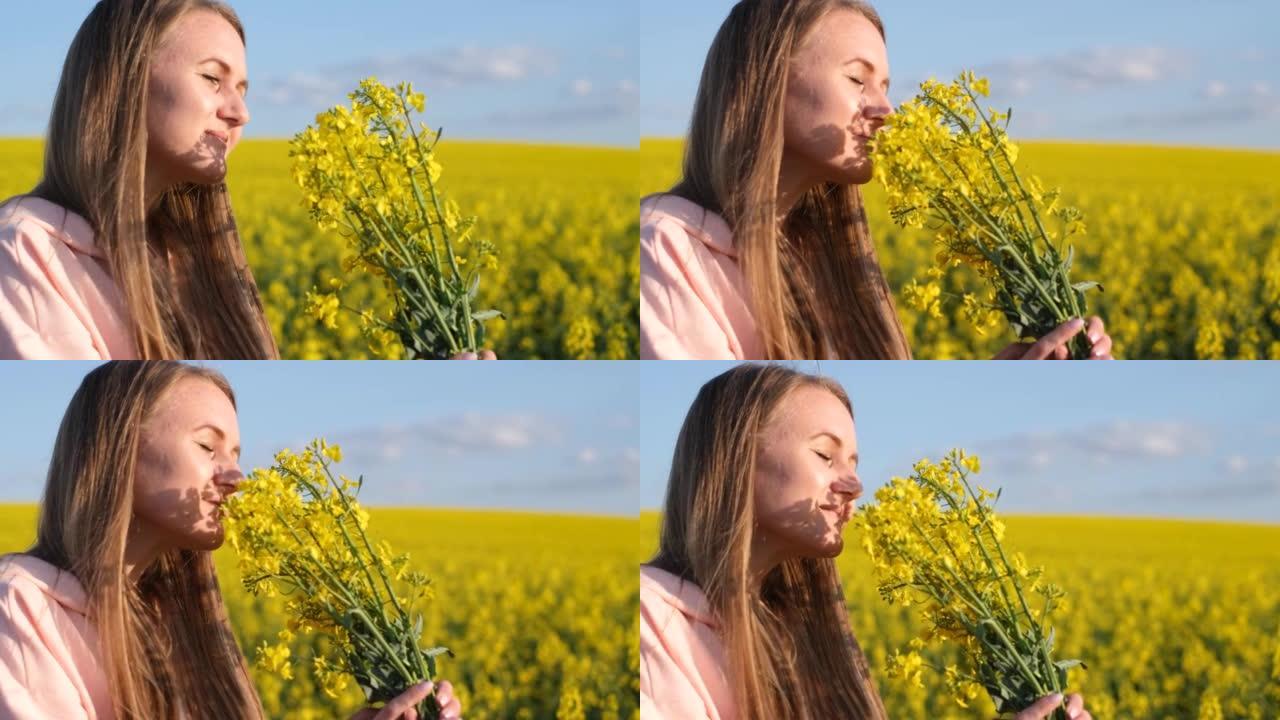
[289,77,502,359]
[257,641,294,680]
[872,71,1098,357]
[854,448,1078,713]
[223,438,450,704]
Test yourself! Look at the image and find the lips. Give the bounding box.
[820,504,853,524]
[205,130,229,146]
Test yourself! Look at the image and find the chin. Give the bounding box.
[187,165,229,186]
[181,521,226,551]
[804,531,846,559]
[833,159,874,186]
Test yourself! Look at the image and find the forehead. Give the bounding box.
[147,376,238,432]
[157,8,246,65]
[766,384,856,442]
[797,7,888,71]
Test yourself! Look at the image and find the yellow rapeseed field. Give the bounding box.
[0,139,639,359]
[642,138,1280,359]
[0,505,640,720]
[642,512,1280,719]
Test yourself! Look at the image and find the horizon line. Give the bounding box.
[637,509,1280,528]
[638,135,1280,155]
[0,135,638,151]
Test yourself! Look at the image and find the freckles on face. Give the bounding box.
[753,386,860,560]
[146,9,249,189]
[782,9,892,186]
[133,378,242,552]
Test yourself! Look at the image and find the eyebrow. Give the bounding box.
[200,56,249,94]
[808,431,860,465]
[194,423,241,459]
[844,56,891,91]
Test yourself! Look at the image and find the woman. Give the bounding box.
[640,0,1115,361]
[0,0,278,360]
[639,364,1092,719]
[0,362,462,719]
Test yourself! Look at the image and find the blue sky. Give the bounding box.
[640,362,1280,524]
[641,0,1280,149]
[0,362,637,515]
[4,361,1278,523]
[0,1,636,145]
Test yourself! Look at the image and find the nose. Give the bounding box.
[862,85,894,121]
[216,462,245,497]
[219,90,250,131]
[832,473,862,501]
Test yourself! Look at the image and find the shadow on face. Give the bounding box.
[783,8,894,187]
[146,8,250,190]
[132,377,243,553]
[753,385,862,561]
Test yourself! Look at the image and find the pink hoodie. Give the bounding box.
[0,196,136,360]
[639,565,736,720]
[0,554,113,720]
[639,194,764,360]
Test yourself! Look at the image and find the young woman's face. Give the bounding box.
[146,9,249,190]
[133,377,243,552]
[753,385,862,560]
[783,8,893,186]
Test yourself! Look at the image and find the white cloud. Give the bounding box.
[578,447,598,464]
[259,45,560,107]
[1010,76,1035,96]
[1109,95,1280,129]
[1224,455,1248,474]
[1204,81,1228,98]
[974,419,1209,476]
[335,412,562,465]
[571,79,594,97]
[486,77,638,127]
[976,45,1190,97]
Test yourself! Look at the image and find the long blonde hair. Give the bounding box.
[29,0,278,359]
[28,361,262,720]
[649,363,888,720]
[673,0,911,360]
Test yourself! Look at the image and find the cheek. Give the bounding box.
[134,445,206,520]
[755,453,820,515]
[147,77,210,149]
[784,75,864,167]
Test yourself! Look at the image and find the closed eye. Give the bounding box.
[848,77,865,87]
[201,73,221,89]
[196,441,215,458]
[813,450,834,467]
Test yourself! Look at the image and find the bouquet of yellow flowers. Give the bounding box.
[872,72,1101,359]
[223,439,450,719]
[291,78,500,359]
[854,449,1083,719]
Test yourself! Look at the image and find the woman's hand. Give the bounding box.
[349,680,462,720]
[993,316,1113,360]
[450,350,497,360]
[1011,692,1091,720]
